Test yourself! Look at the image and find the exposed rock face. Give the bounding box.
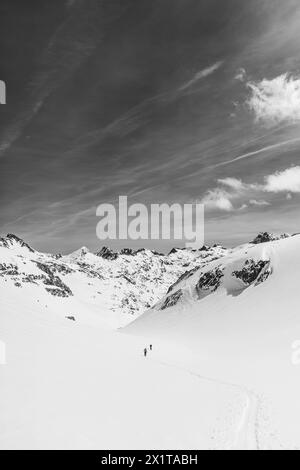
[34,262,73,297]
[232,260,272,286]
[96,247,118,260]
[97,247,164,258]
[199,245,210,252]
[120,248,135,256]
[196,267,224,295]
[0,234,35,253]
[252,232,290,245]
[0,258,73,298]
[168,248,180,255]
[0,263,19,276]
[161,290,183,310]
[167,267,199,294]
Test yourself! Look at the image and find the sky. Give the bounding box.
[1,0,300,253]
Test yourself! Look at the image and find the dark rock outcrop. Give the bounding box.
[252,232,289,245]
[167,266,199,294]
[35,262,73,297]
[161,289,183,310]
[232,259,272,286]
[96,247,118,260]
[196,267,224,295]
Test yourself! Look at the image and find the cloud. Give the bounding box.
[247,73,300,125]
[264,166,300,193]
[179,61,223,92]
[201,165,300,213]
[201,188,233,212]
[201,176,254,212]
[217,177,245,191]
[249,199,270,207]
[235,68,246,82]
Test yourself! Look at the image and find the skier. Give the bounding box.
[150,344,153,351]
[144,348,147,357]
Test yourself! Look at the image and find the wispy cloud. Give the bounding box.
[0,1,104,159]
[217,177,245,191]
[67,60,224,155]
[212,137,300,169]
[179,61,223,92]
[249,199,270,207]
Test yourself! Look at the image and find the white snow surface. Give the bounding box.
[126,235,300,449]
[1,233,300,449]
[1,282,244,450]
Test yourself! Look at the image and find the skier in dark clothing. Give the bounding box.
[144,348,147,357]
[150,344,153,351]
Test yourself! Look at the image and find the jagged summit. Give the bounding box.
[96,246,119,260]
[96,246,164,260]
[0,233,35,253]
[251,232,290,245]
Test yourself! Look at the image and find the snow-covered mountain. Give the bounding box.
[127,236,276,320]
[0,233,227,327]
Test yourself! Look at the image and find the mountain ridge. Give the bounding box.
[0,232,228,326]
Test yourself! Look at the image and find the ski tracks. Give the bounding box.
[156,359,262,450]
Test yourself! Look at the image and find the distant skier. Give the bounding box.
[144,348,147,357]
[149,344,153,351]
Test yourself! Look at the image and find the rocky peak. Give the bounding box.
[252,232,290,245]
[120,248,135,256]
[0,234,35,253]
[96,247,118,260]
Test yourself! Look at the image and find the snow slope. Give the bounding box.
[125,235,300,449]
[0,284,248,450]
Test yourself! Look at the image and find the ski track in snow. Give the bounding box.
[155,359,261,450]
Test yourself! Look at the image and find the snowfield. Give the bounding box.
[0,284,247,450]
[126,234,300,449]
[1,233,300,449]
